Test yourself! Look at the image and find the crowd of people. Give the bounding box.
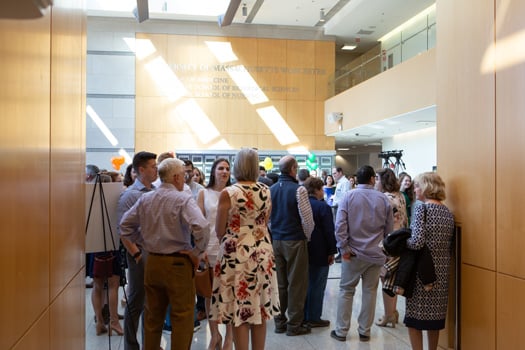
[86,151,454,350]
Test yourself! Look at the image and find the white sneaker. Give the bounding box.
[160,335,167,350]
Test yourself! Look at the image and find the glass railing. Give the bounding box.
[328,11,436,97]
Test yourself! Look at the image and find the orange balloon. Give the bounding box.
[111,156,125,171]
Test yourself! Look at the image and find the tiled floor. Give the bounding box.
[86,263,411,349]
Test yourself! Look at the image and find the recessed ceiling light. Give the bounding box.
[337,148,350,151]
[341,45,357,50]
[368,124,385,129]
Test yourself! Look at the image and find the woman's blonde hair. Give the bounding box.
[413,172,446,201]
[233,148,259,182]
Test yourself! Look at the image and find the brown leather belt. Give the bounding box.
[149,252,186,257]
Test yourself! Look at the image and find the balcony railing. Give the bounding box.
[328,11,436,97]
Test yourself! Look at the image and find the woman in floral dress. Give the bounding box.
[210,148,279,350]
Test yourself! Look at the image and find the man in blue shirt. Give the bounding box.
[330,165,393,343]
[117,151,157,350]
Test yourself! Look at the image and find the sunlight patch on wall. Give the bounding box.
[225,66,269,105]
[135,38,157,60]
[118,148,132,164]
[87,105,118,146]
[145,56,188,102]
[175,99,221,144]
[205,41,238,63]
[122,37,136,53]
[287,145,310,154]
[481,29,525,73]
[257,106,299,146]
[205,40,268,104]
[209,139,233,150]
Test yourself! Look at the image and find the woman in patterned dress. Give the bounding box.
[405,172,455,350]
[210,148,279,350]
[375,168,408,328]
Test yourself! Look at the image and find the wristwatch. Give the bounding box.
[133,250,141,259]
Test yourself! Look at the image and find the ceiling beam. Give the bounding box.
[245,0,264,24]
[315,0,351,27]
[219,0,242,27]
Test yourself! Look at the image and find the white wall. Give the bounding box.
[86,25,136,171]
[382,126,436,176]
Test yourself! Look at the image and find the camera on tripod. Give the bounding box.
[378,150,403,159]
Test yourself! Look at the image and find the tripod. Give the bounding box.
[392,154,406,177]
[379,150,406,177]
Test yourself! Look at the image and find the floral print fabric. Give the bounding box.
[209,183,280,326]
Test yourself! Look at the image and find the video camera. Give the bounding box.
[378,150,403,159]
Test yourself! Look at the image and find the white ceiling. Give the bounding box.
[87,0,437,149]
[88,0,434,53]
[329,106,436,149]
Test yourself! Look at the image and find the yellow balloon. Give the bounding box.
[263,157,273,171]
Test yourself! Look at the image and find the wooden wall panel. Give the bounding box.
[436,1,498,348]
[495,0,525,279]
[497,274,525,349]
[50,273,85,349]
[287,100,316,135]
[12,312,50,350]
[136,33,334,153]
[50,0,85,300]
[257,134,281,150]
[461,265,496,350]
[0,13,52,350]
[286,40,315,101]
[436,0,496,270]
[167,34,201,65]
[315,41,335,100]
[221,98,265,135]
[257,39,287,101]
[0,1,85,349]
[136,97,168,132]
[136,132,167,153]
[230,36,259,72]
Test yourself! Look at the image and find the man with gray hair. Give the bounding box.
[270,155,314,336]
[120,158,210,350]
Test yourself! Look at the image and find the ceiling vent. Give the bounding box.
[357,29,374,35]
